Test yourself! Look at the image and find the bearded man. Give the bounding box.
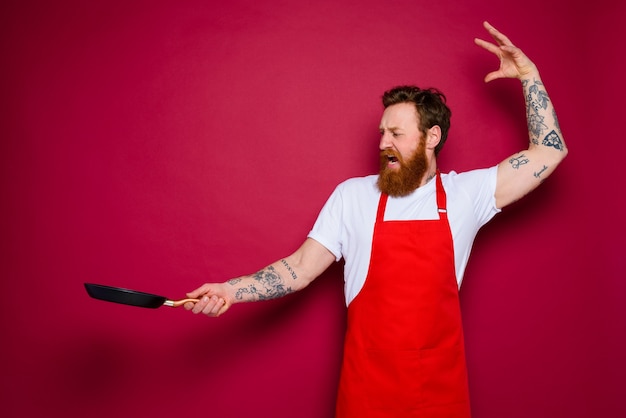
[185,21,567,418]
[377,85,449,198]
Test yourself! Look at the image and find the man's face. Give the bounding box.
[377,103,428,197]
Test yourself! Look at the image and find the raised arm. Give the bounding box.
[184,238,336,317]
[475,21,568,209]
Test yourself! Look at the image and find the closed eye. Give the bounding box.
[379,129,402,137]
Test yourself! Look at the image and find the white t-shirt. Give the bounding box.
[308,167,501,305]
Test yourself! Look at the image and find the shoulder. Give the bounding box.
[441,167,498,195]
[334,174,380,196]
[442,166,501,224]
[318,174,379,214]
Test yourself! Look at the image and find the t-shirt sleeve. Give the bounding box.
[454,166,501,227]
[307,183,345,262]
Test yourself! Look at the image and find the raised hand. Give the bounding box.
[474,21,538,82]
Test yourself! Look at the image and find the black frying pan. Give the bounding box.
[84,283,199,309]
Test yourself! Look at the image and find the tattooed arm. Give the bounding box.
[184,238,335,317]
[475,21,568,209]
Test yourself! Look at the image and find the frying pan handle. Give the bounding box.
[164,298,200,308]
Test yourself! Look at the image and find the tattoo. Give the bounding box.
[552,108,561,134]
[525,78,550,142]
[509,154,529,170]
[232,266,292,301]
[280,259,298,280]
[542,130,564,151]
[528,115,545,145]
[534,165,548,178]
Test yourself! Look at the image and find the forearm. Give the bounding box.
[495,71,568,208]
[186,239,335,316]
[184,262,300,316]
[226,258,305,303]
[226,238,335,304]
[521,71,567,163]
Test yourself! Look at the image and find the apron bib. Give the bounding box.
[336,172,471,418]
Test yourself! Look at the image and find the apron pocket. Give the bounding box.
[363,348,422,411]
[418,345,470,409]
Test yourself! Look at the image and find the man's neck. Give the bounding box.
[419,161,438,186]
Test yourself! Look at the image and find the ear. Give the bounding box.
[425,125,442,151]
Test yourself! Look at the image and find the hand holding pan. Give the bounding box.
[84,283,199,309]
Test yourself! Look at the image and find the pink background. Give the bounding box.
[2,0,624,417]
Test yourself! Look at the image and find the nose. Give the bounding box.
[379,132,392,150]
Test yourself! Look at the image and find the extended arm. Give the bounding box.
[475,21,568,209]
[184,238,336,317]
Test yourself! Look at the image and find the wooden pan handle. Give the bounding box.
[163,298,200,308]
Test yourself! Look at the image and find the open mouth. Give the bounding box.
[385,154,400,167]
[380,151,401,170]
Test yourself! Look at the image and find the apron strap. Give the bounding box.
[435,170,448,220]
[376,193,388,223]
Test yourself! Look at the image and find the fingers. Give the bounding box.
[184,283,229,317]
[186,284,213,299]
[474,37,503,83]
[482,21,515,47]
[191,294,228,317]
[475,22,532,83]
[474,37,500,55]
[474,20,516,56]
[483,71,500,84]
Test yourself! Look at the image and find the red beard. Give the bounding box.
[377,139,428,197]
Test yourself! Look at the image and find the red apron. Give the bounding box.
[335,172,471,418]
